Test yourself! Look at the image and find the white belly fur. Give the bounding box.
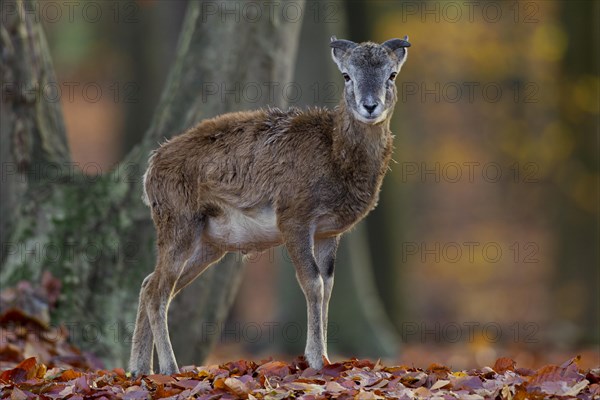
[206,204,283,252]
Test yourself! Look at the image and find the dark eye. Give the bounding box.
[389,72,397,81]
[343,73,351,82]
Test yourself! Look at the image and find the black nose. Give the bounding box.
[363,103,377,114]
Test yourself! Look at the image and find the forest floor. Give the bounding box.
[1,306,598,399]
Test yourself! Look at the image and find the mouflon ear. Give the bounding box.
[382,37,411,51]
[382,36,410,66]
[330,37,358,71]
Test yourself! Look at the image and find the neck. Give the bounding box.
[332,101,394,167]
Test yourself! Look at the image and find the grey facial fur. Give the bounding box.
[331,36,410,124]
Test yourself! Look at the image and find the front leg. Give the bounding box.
[314,235,339,362]
[281,225,326,369]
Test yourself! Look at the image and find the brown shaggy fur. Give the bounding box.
[144,102,393,239]
[129,37,409,376]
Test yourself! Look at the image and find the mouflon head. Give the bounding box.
[330,36,410,124]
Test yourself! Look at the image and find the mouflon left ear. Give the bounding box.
[382,36,410,66]
[330,36,358,71]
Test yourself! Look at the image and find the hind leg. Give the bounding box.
[142,245,184,374]
[129,272,157,375]
[130,215,203,375]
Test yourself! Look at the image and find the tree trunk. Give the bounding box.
[554,2,599,345]
[1,0,303,368]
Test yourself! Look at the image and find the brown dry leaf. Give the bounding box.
[15,357,37,377]
[324,381,347,393]
[9,387,29,400]
[285,381,326,395]
[224,376,250,396]
[256,360,290,379]
[56,369,83,381]
[213,377,226,390]
[145,374,176,385]
[531,364,562,385]
[173,378,202,390]
[540,379,589,397]
[430,379,450,390]
[189,380,212,395]
[223,359,256,375]
[493,357,516,373]
[426,362,451,374]
[355,389,384,399]
[154,384,182,398]
[413,386,431,397]
[587,369,600,384]
[399,371,428,388]
[561,355,581,368]
[321,362,346,377]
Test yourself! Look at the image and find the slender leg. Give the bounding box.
[314,236,339,361]
[129,273,156,375]
[130,215,206,375]
[143,247,181,375]
[282,225,326,369]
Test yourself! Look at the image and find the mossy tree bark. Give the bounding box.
[1,0,304,367]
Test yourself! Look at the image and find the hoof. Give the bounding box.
[305,353,325,370]
[159,366,180,375]
[130,369,152,377]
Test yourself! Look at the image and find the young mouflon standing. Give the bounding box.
[129,36,410,375]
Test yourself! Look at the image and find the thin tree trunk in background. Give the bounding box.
[555,2,599,345]
[1,0,304,368]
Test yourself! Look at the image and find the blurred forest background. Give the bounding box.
[1,0,598,370]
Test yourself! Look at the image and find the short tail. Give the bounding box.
[141,150,157,207]
[141,169,151,206]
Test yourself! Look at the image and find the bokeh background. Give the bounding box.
[2,0,598,370]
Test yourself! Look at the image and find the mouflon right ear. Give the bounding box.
[330,36,358,71]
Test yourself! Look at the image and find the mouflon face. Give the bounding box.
[330,36,410,124]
